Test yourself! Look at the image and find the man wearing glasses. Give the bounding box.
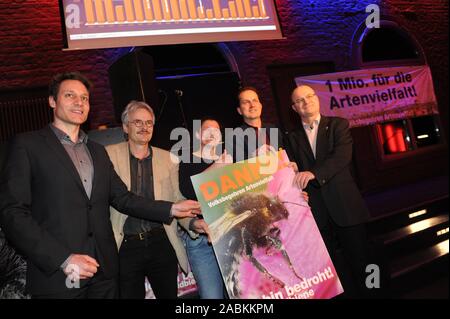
[287,85,372,298]
[106,101,199,298]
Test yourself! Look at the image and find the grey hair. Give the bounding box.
[121,100,155,124]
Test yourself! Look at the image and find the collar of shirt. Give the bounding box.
[129,145,153,161]
[302,114,321,131]
[50,124,88,145]
[241,122,259,131]
[241,121,277,131]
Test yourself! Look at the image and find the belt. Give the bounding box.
[123,228,165,241]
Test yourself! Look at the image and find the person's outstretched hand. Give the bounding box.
[171,200,201,218]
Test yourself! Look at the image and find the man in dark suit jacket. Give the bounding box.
[0,72,200,299]
[287,85,371,298]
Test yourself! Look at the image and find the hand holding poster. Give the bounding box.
[191,150,343,299]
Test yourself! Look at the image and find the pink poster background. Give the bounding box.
[204,151,343,299]
[236,152,343,299]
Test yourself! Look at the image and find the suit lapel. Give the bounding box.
[87,140,102,200]
[41,125,88,200]
[151,146,162,200]
[295,127,315,164]
[315,116,330,161]
[114,142,131,190]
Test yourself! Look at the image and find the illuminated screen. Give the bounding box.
[59,0,283,50]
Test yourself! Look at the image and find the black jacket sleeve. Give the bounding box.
[106,149,173,224]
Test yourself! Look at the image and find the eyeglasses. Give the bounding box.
[293,93,316,106]
[129,120,154,128]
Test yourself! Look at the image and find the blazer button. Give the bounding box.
[87,204,92,210]
[88,232,93,237]
[322,179,326,184]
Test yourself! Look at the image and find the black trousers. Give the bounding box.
[32,268,118,299]
[318,217,374,299]
[119,228,178,299]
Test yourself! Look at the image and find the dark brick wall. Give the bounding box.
[0,1,447,135]
[0,1,130,128]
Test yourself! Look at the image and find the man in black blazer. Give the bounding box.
[0,72,200,299]
[287,85,372,298]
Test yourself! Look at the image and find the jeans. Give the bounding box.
[183,233,225,299]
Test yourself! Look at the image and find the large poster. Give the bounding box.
[295,65,438,127]
[191,151,343,299]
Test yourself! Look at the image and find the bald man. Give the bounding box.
[286,85,373,298]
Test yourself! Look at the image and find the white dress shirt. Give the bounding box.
[302,115,321,158]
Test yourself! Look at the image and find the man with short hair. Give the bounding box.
[288,85,372,298]
[106,101,201,298]
[0,72,200,299]
[228,86,285,162]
